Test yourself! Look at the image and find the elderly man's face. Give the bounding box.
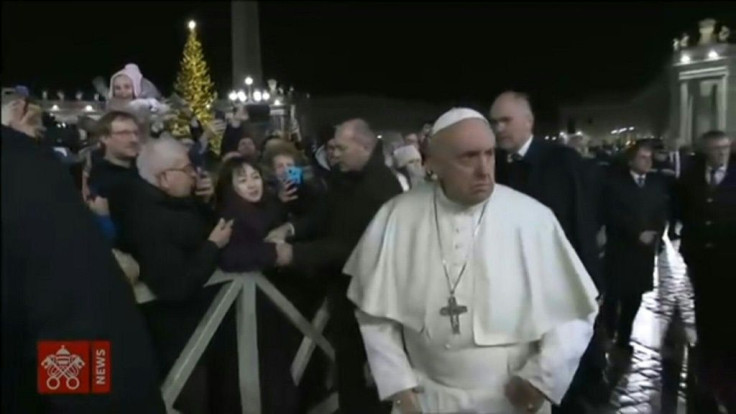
[158,154,197,198]
[489,95,534,153]
[112,75,135,100]
[429,119,496,206]
[101,118,141,160]
[333,129,371,172]
[703,137,732,168]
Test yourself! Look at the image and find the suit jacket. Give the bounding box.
[1,126,165,414]
[603,168,671,294]
[676,155,736,268]
[496,138,602,289]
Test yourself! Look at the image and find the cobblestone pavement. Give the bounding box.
[597,237,696,414]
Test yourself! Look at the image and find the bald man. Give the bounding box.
[491,92,607,410]
[271,118,402,413]
[346,108,598,413]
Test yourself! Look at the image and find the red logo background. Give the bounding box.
[38,341,90,394]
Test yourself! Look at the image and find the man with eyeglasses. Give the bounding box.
[115,136,238,413]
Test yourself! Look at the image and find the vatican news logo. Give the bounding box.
[37,341,110,394]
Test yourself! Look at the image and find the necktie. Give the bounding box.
[709,168,719,188]
[637,176,645,188]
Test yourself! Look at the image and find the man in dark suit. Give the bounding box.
[601,142,670,354]
[268,119,402,414]
[2,100,165,413]
[490,91,606,412]
[676,130,735,411]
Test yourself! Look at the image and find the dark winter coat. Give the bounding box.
[496,138,602,289]
[1,126,165,414]
[603,168,671,295]
[290,145,403,278]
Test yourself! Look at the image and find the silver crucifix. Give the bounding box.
[440,295,468,335]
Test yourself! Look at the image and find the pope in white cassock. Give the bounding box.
[344,108,600,413]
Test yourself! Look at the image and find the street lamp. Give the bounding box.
[262,91,271,101]
[237,90,247,103]
[253,90,262,102]
[188,20,196,31]
[244,76,253,86]
[228,91,238,101]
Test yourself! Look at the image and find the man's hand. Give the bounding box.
[505,376,546,413]
[278,181,299,203]
[265,223,294,243]
[195,173,214,201]
[86,195,110,216]
[208,218,234,248]
[390,388,422,414]
[638,230,658,246]
[275,242,294,267]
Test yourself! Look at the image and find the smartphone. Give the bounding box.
[286,166,303,185]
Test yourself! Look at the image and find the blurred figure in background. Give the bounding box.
[392,144,426,190]
[601,142,670,358]
[675,130,735,412]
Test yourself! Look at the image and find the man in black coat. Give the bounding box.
[2,118,165,413]
[675,130,735,411]
[601,142,670,354]
[489,91,606,411]
[115,137,237,413]
[269,119,402,414]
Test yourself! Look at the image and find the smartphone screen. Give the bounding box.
[286,166,303,185]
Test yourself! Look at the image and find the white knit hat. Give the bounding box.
[430,108,489,137]
[108,63,143,99]
[392,145,422,169]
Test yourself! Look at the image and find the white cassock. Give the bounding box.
[345,182,599,414]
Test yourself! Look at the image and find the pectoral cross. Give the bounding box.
[439,295,468,335]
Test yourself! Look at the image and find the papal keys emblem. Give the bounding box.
[40,345,86,390]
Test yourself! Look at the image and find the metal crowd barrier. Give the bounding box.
[134,270,337,414]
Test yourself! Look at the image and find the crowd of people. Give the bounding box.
[1,64,734,414]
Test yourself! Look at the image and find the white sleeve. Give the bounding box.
[515,312,596,405]
[355,309,418,401]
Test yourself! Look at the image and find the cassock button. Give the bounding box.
[705,221,712,226]
[706,198,713,203]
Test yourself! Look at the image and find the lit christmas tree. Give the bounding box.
[172,20,221,154]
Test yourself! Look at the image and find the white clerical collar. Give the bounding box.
[516,135,534,158]
[436,182,491,215]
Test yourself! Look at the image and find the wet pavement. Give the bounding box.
[596,237,697,414]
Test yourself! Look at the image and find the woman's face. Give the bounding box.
[112,75,135,100]
[272,154,296,179]
[233,164,263,203]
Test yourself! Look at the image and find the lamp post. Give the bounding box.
[244,76,254,100]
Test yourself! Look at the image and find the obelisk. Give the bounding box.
[231,1,263,87]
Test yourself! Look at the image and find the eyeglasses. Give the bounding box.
[161,163,196,176]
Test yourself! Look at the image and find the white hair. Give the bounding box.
[137,137,189,186]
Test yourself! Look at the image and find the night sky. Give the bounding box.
[2,1,734,126]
